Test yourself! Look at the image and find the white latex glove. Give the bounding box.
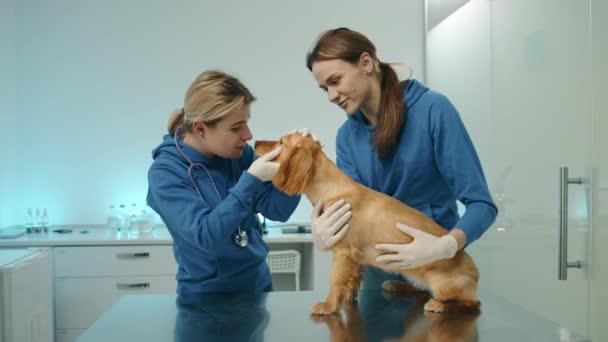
[289,128,320,143]
[247,145,282,182]
[375,223,458,269]
[311,199,351,250]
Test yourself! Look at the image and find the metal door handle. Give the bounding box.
[116,282,150,290]
[116,252,150,259]
[558,167,583,280]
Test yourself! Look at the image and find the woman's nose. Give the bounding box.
[243,126,253,141]
[328,87,339,103]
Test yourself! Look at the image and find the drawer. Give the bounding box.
[54,245,177,277]
[55,275,176,329]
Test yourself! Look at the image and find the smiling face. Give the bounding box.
[311,54,376,115]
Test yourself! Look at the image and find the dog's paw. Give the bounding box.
[311,302,339,316]
[423,311,446,321]
[310,313,337,324]
[423,298,446,313]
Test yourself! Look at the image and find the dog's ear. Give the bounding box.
[273,144,313,195]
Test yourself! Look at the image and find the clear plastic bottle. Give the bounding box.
[25,208,34,233]
[117,204,127,232]
[33,208,42,233]
[41,208,49,233]
[137,209,155,234]
[106,204,118,231]
[128,203,139,235]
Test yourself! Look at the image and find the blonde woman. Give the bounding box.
[147,70,301,294]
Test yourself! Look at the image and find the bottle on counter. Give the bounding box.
[33,208,42,233]
[25,208,34,233]
[41,208,49,233]
[128,203,139,235]
[106,204,118,232]
[117,204,127,232]
[136,209,155,235]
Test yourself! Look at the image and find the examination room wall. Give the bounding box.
[0,0,19,227]
[6,0,424,225]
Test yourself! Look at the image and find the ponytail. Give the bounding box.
[167,108,185,136]
[375,62,407,159]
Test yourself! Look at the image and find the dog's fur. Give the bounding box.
[255,133,481,315]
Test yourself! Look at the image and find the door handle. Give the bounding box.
[116,252,150,259]
[558,167,583,280]
[116,282,150,290]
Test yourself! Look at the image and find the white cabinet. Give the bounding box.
[0,248,53,342]
[53,245,177,342]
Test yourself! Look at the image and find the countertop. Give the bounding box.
[0,225,312,247]
[77,289,588,342]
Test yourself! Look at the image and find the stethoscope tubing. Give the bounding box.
[173,127,249,247]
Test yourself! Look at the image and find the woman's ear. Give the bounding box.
[273,144,313,195]
[192,121,206,138]
[359,52,375,74]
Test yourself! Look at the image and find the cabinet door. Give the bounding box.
[55,275,176,329]
[54,245,177,277]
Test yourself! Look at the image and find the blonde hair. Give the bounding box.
[168,70,256,135]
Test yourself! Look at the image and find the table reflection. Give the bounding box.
[174,292,269,342]
[317,290,479,341]
[173,290,478,342]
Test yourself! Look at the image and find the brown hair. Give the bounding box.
[168,70,256,136]
[306,28,407,159]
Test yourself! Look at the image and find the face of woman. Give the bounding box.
[198,103,253,159]
[311,55,374,115]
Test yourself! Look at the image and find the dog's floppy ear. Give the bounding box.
[273,144,313,195]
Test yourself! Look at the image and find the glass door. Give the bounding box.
[426,0,592,337]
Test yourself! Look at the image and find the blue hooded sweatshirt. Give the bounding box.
[146,135,300,294]
[336,79,497,245]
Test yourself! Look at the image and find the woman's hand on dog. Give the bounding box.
[311,199,351,250]
[375,223,458,269]
[247,145,282,182]
[289,128,321,144]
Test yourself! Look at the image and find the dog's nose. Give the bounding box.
[253,140,277,156]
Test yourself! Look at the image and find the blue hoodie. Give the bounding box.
[147,135,300,294]
[336,79,497,245]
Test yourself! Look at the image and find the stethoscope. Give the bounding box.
[173,127,249,248]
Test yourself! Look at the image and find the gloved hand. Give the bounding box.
[247,145,282,182]
[311,199,351,250]
[375,223,458,269]
[289,128,320,143]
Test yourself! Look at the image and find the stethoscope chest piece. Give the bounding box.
[234,229,249,247]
